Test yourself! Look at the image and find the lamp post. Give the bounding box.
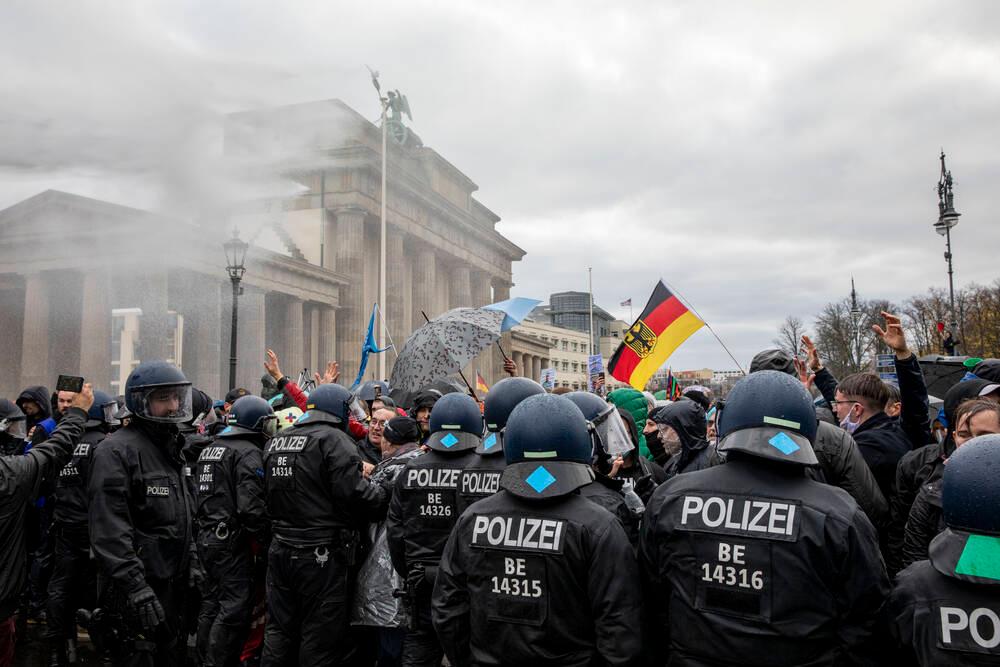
[368,66,390,383]
[934,151,961,354]
[224,228,249,391]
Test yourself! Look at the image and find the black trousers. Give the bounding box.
[198,541,255,667]
[99,576,188,667]
[401,595,443,667]
[261,541,355,666]
[45,526,94,642]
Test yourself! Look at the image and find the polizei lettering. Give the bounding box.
[460,470,501,496]
[471,515,565,553]
[146,485,170,497]
[679,494,799,541]
[267,435,308,453]
[198,446,226,461]
[72,443,90,457]
[406,467,460,490]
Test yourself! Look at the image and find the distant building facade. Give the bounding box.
[515,319,590,390]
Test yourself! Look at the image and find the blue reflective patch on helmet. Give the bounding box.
[297,411,311,424]
[221,426,233,435]
[441,433,459,448]
[483,433,498,450]
[768,431,800,456]
[525,465,556,493]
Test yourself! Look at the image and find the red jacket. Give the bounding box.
[277,377,369,440]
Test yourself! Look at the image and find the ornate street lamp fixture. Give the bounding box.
[934,151,961,354]
[224,227,249,390]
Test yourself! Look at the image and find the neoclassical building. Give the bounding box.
[0,98,525,399]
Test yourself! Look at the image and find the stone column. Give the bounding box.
[79,270,111,389]
[235,288,266,392]
[411,243,437,329]
[318,306,337,373]
[385,228,406,376]
[20,272,51,389]
[470,270,492,307]
[284,297,304,376]
[334,207,366,378]
[450,265,472,309]
[532,356,542,383]
[512,351,523,377]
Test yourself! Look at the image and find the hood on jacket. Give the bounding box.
[16,385,51,426]
[608,388,649,460]
[651,399,708,455]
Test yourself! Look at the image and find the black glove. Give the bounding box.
[129,586,166,631]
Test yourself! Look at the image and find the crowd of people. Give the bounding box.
[0,310,998,666]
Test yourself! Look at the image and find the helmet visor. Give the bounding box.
[192,407,218,434]
[349,396,368,424]
[129,384,193,424]
[260,415,279,438]
[594,407,634,458]
[101,402,121,426]
[0,417,26,440]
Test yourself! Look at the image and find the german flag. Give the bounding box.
[609,281,704,391]
[476,370,490,395]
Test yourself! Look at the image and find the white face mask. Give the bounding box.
[839,403,861,434]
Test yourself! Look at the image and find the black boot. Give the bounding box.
[47,645,66,667]
[66,638,79,664]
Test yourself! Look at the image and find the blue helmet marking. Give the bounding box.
[525,465,556,494]
[483,433,498,450]
[768,431,800,456]
[441,433,459,448]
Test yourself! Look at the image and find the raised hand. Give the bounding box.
[800,335,822,372]
[872,311,911,358]
[265,349,283,381]
[314,361,340,385]
[793,358,815,392]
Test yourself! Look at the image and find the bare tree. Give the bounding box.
[773,316,807,358]
[813,297,895,377]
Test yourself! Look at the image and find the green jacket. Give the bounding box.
[607,388,650,460]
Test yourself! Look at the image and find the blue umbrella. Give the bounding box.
[484,297,542,332]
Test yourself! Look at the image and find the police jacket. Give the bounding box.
[888,442,945,575]
[0,407,85,618]
[640,456,889,666]
[889,528,1000,665]
[194,434,268,542]
[263,417,388,548]
[457,448,506,515]
[810,421,889,533]
[580,475,640,549]
[386,448,477,577]
[432,490,643,666]
[88,420,195,591]
[52,426,107,533]
[900,478,946,571]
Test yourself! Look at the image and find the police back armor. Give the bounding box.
[195,435,267,542]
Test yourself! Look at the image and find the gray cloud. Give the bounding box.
[1,0,998,369]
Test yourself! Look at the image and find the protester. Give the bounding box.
[889,434,1000,665]
[0,385,91,667]
[607,387,651,459]
[641,371,888,664]
[386,393,483,666]
[195,395,274,667]
[360,407,397,467]
[432,394,642,665]
[652,398,714,480]
[408,390,441,444]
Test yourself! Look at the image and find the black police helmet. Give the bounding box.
[0,399,27,440]
[358,380,390,402]
[221,395,277,438]
[297,383,352,427]
[500,394,595,499]
[86,390,120,427]
[942,434,1000,535]
[483,377,545,432]
[426,393,483,452]
[717,370,818,466]
[564,391,613,423]
[749,349,796,376]
[124,361,193,424]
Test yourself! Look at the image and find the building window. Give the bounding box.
[562,361,569,372]
[572,363,578,373]
[571,342,578,352]
[561,340,568,351]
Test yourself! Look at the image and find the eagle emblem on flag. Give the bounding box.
[624,320,657,358]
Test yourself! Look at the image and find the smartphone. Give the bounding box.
[56,375,84,393]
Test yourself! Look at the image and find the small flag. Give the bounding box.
[620,298,632,307]
[608,280,705,391]
[667,368,683,400]
[351,304,392,389]
[476,371,490,395]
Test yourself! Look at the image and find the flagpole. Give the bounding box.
[660,277,746,375]
[588,267,595,356]
[378,98,388,383]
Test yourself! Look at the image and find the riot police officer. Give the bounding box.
[458,377,545,512]
[196,395,274,666]
[888,433,1000,665]
[386,392,484,666]
[88,362,197,666]
[640,371,889,665]
[565,390,641,548]
[46,390,117,665]
[432,393,643,666]
[262,383,389,666]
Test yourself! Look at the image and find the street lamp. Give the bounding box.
[224,227,249,391]
[934,150,961,354]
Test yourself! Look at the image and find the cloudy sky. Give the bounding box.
[2,1,998,370]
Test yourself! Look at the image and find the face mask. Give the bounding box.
[840,404,861,434]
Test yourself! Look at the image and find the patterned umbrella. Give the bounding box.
[389,308,506,394]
